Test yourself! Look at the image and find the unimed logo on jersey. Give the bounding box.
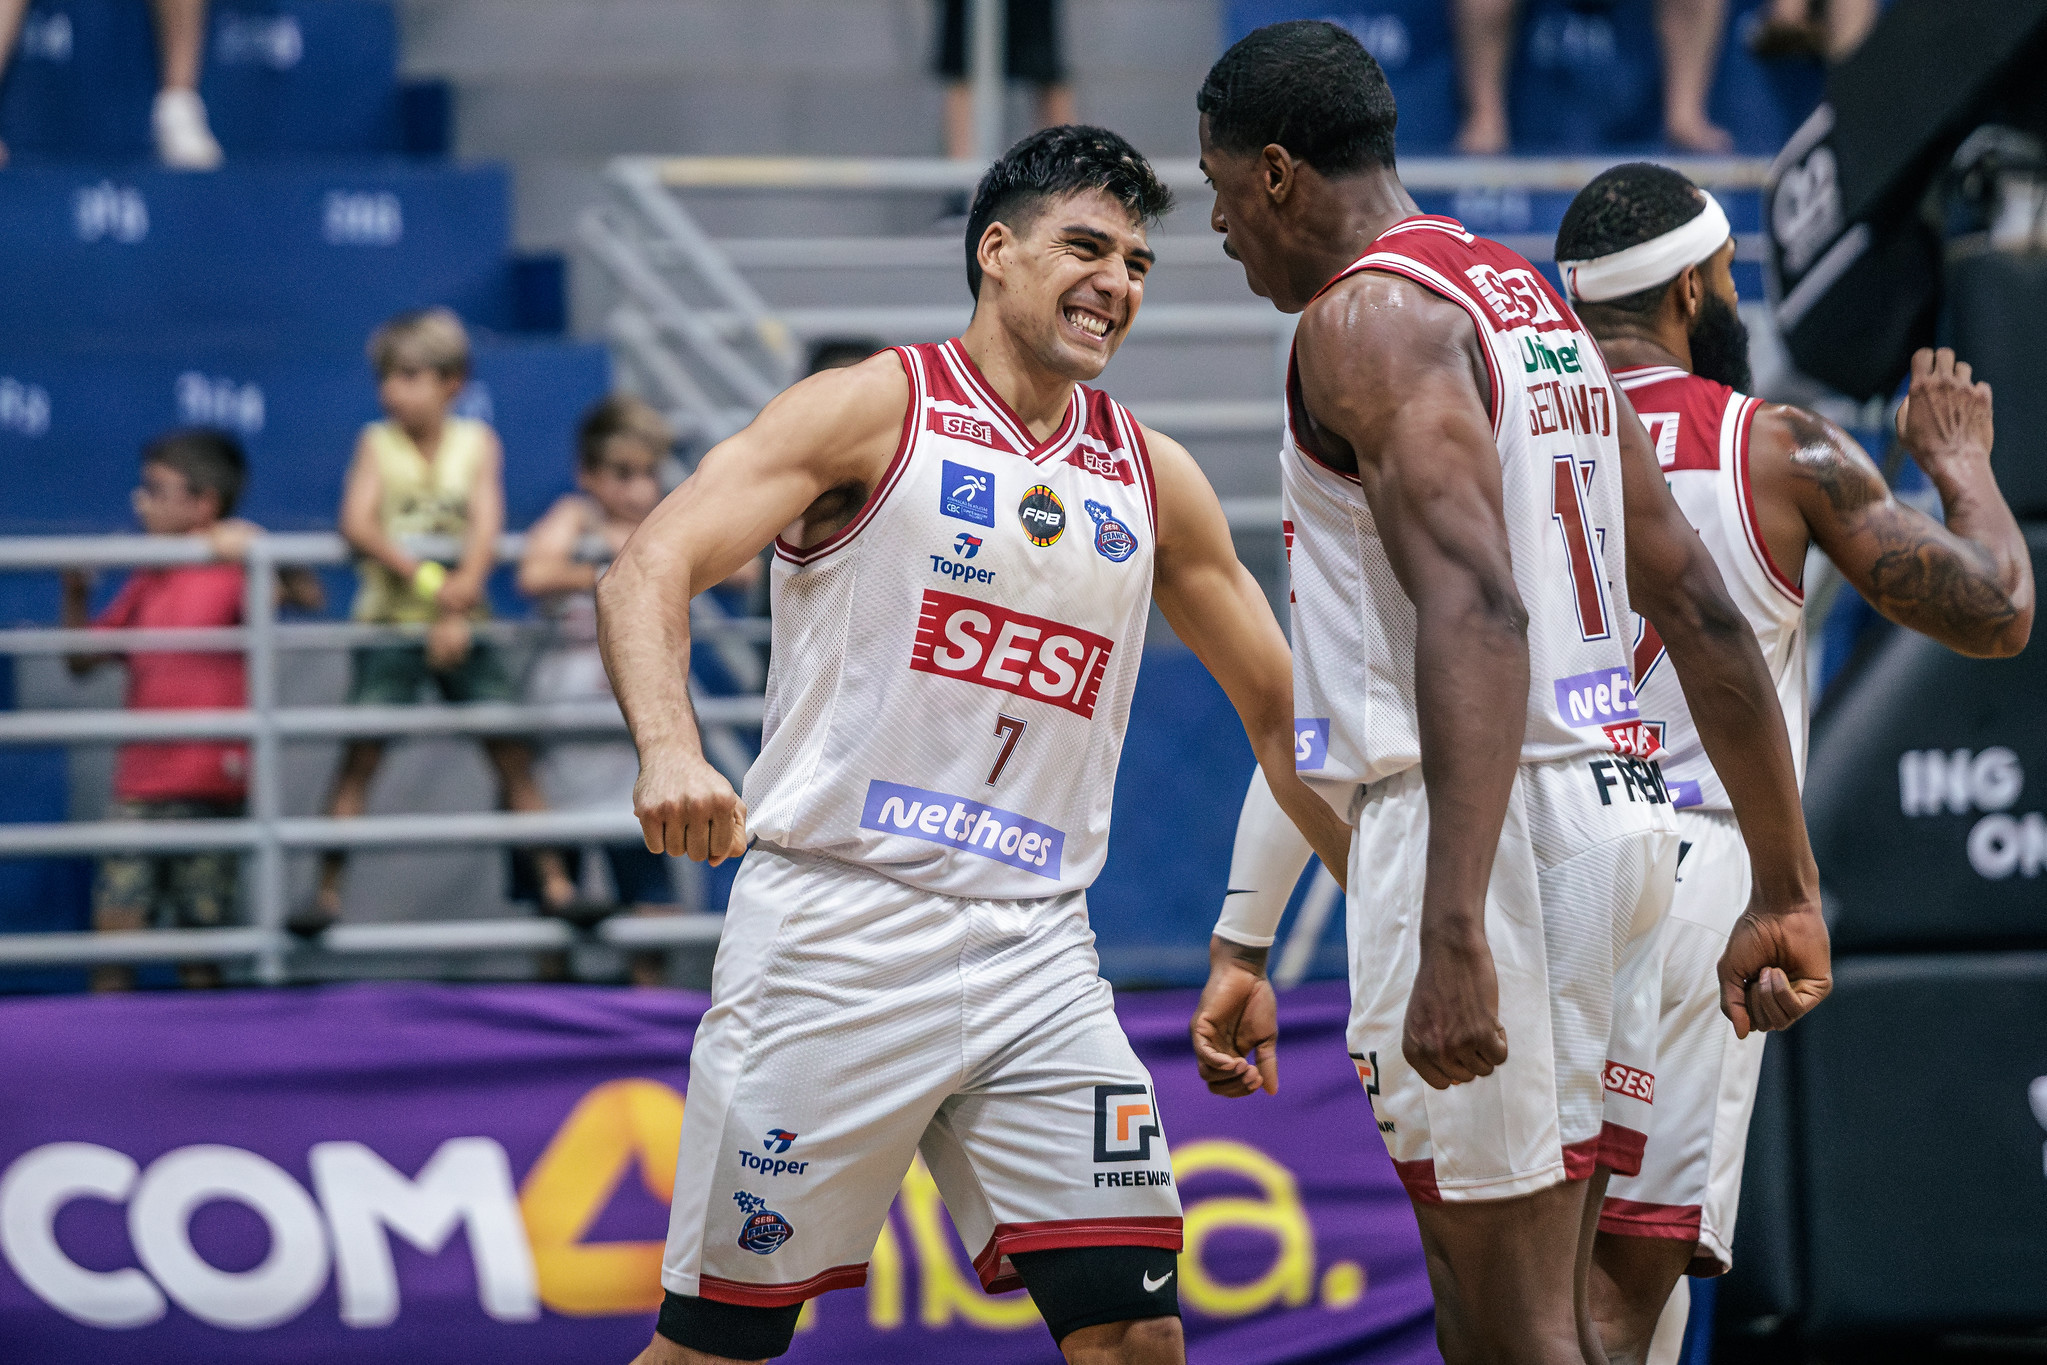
[910,589,1113,719]
[1093,1085,1160,1163]
[859,780,1065,877]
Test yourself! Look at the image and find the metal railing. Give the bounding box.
[0,532,765,980]
[578,153,1770,449]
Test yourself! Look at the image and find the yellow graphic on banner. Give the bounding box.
[519,1078,685,1315]
[515,1081,1371,1328]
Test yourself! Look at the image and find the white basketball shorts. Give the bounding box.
[1601,809,1765,1273]
[1345,755,1679,1203]
[660,845,1182,1307]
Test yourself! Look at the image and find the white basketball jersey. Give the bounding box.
[1617,365,1808,811]
[1283,216,1647,787]
[743,338,1159,899]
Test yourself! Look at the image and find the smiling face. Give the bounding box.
[973,188,1155,382]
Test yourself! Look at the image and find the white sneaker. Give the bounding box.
[153,89,223,171]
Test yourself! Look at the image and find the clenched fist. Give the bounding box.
[635,746,748,864]
[1402,937,1509,1090]
[1717,892,1831,1038]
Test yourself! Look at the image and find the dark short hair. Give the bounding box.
[1555,162,1710,317]
[576,393,672,471]
[143,428,246,516]
[1197,20,1398,175]
[964,125,1174,300]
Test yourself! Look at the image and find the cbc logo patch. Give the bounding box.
[1093,1084,1160,1163]
[733,1190,794,1254]
[1018,484,1065,546]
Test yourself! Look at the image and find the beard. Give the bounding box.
[1689,290,1752,392]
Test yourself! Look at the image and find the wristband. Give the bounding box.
[1214,767,1316,949]
[412,561,447,599]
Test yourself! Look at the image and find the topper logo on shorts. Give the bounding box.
[1554,666,1638,729]
[860,780,1065,877]
[1093,1084,1162,1164]
[1295,718,1330,771]
[733,1191,794,1254]
[910,589,1113,718]
[1349,1050,1380,1095]
[1603,1061,1655,1104]
[1019,484,1066,546]
[1084,499,1139,563]
[941,460,995,527]
[931,408,1004,450]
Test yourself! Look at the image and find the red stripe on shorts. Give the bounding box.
[1599,1197,1704,1242]
[973,1216,1185,1294]
[697,1263,869,1307]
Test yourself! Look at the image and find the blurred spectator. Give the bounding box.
[517,395,683,985]
[60,429,320,990]
[0,0,223,169]
[936,0,1075,159]
[1749,0,1877,62]
[305,308,577,933]
[1454,0,1733,153]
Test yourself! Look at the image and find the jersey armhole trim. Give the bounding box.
[1728,394,1804,604]
[1112,402,1159,534]
[773,344,922,567]
[1352,255,1506,442]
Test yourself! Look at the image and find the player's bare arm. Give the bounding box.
[1749,346,2033,659]
[597,353,909,864]
[1293,271,1523,1092]
[1149,424,1351,1100]
[1612,383,1829,1037]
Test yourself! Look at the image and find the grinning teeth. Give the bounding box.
[1066,309,1108,337]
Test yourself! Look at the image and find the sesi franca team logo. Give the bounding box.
[733,1190,794,1254]
[1083,499,1137,563]
[1018,484,1065,546]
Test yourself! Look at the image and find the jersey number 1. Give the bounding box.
[1551,456,1611,641]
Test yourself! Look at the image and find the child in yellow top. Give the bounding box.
[307,308,576,929]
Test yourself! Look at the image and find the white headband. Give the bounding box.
[1559,192,1731,303]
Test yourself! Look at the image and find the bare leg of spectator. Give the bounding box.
[1453,0,1515,154]
[1823,0,1877,60]
[1748,0,1826,60]
[1658,0,1733,153]
[149,0,223,169]
[944,81,974,159]
[0,0,30,166]
[1034,82,1075,131]
[485,739,579,910]
[311,739,385,928]
[91,904,144,993]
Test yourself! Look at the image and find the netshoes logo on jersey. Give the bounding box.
[1093,1084,1162,1165]
[859,780,1066,877]
[1554,666,1637,730]
[910,589,1113,718]
[1294,718,1330,771]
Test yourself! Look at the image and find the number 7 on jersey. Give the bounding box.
[986,714,1028,785]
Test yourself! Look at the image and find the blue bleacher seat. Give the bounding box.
[0,163,515,348]
[1225,0,1460,154]
[0,0,403,161]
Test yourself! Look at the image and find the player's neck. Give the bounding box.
[1592,326,1690,376]
[955,323,1077,439]
[1293,168,1420,301]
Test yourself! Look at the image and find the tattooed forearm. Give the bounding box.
[1860,507,2021,632]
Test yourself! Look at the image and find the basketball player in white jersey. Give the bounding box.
[597,126,1351,1365]
[1184,24,1832,1364]
[1552,162,2034,1364]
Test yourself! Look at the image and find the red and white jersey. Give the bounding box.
[743,338,1158,898]
[1617,365,1807,811]
[1283,215,1642,786]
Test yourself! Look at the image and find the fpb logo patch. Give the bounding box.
[1084,499,1138,562]
[1093,1084,1160,1163]
[1350,1051,1380,1095]
[733,1191,794,1254]
[1018,484,1066,546]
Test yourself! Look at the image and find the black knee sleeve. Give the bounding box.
[657,1291,803,1360]
[1009,1244,1181,1345]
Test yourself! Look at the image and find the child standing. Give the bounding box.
[518,396,686,982]
[308,307,576,929]
[62,428,321,989]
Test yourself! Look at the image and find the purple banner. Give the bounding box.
[0,980,1438,1364]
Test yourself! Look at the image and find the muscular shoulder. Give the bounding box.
[745,350,910,484]
[1748,401,1887,517]
[1296,271,1481,402]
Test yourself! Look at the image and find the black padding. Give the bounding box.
[656,1291,803,1361]
[1009,1243,1181,1345]
[1947,254,2047,519]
